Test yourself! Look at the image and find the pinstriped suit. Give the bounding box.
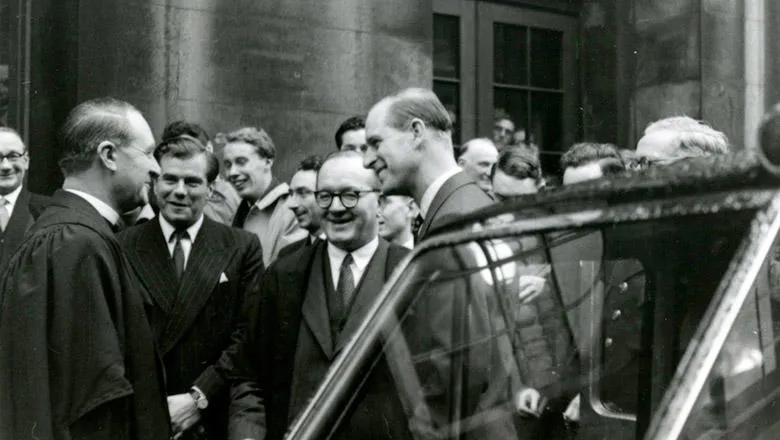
[119,216,264,439]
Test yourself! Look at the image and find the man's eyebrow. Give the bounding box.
[367,135,381,147]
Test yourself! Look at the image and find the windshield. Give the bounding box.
[299,209,758,440]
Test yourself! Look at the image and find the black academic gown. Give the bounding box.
[0,190,171,440]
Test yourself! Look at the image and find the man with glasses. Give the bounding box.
[230,151,410,440]
[0,98,171,440]
[277,155,324,259]
[0,127,49,274]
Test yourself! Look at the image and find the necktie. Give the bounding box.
[172,229,189,279]
[331,253,355,336]
[0,198,9,232]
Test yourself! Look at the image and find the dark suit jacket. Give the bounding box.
[417,171,494,241]
[0,190,170,440]
[119,216,264,439]
[230,238,409,440]
[0,187,50,275]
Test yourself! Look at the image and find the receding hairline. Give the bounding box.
[317,153,378,188]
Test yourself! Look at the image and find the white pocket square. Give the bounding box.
[219,272,229,283]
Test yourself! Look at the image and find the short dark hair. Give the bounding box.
[224,126,276,159]
[386,88,453,133]
[492,146,542,182]
[154,135,220,183]
[162,120,211,145]
[297,154,323,172]
[560,142,623,170]
[59,97,139,176]
[334,116,365,149]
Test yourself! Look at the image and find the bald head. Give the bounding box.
[458,138,498,191]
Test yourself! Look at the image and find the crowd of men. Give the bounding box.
[0,87,733,440]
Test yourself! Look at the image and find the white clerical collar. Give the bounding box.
[327,236,379,272]
[65,189,120,226]
[159,214,205,244]
[419,167,460,218]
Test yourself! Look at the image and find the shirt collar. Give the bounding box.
[419,168,460,218]
[401,237,415,250]
[135,204,156,223]
[251,181,290,212]
[65,189,121,226]
[159,214,205,243]
[327,236,379,271]
[2,185,23,210]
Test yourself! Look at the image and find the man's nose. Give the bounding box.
[0,158,12,169]
[363,150,376,169]
[173,180,187,196]
[329,196,347,212]
[226,163,239,177]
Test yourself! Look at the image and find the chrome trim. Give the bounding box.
[285,189,775,440]
[643,193,780,440]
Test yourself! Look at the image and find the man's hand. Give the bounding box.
[517,275,546,303]
[168,393,201,435]
[515,388,543,417]
[563,394,581,423]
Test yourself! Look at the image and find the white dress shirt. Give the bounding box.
[65,189,120,226]
[1,185,22,217]
[401,237,415,250]
[159,214,205,270]
[419,167,460,218]
[327,237,379,291]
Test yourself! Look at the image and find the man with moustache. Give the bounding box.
[119,135,263,439]
[0,127,50,275]
[0,98,170,440]
[225,127,305,265]
[456,137,499,193]
[229,151,410,440]
[377,194,417,249]
[277,155,324,259]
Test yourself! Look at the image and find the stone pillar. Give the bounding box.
[76,0,433,182]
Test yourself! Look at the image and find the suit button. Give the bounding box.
[605,338,613,348]
[619,282,629,292]
[612,310,622,320]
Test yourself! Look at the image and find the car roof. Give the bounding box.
[432,151,778,234]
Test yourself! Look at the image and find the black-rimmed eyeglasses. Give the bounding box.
[315,190,379,209]
[0,152,26,163]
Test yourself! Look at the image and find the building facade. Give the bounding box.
[0,0,776,194]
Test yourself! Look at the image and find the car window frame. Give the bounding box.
[284,188,778,440]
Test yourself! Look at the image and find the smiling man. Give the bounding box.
[363,87,494,241]
[0,98,170,440]
[277,155,323,259]
[119,135,263,440]
[0,128,50,274]
[457,137,499,192]
[230,151,410,440]
[224,126,304,265]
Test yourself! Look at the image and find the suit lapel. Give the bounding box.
[300,242,334,358]
[133,220,180,315]
[159,219,234,354]
[333,240,390,355]
[418,172,471,240]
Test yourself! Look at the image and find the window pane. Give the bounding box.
[530,91,563,173]
[494,23,528,86]
[494,86,528,142]
[434,80,461,145]
[434,14,460,79]
[322,209,755,439]
[681,239,780,440]
[530,28,563,89]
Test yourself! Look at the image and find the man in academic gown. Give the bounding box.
[229,152,410,440]
[0,98,170,440]
[0,127,50,276]
[119,135,263,439]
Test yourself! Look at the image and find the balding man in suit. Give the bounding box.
[0,128,49,275]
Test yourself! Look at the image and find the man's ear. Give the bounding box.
[207,181,216,197]
[409,118,426,149]
[97,141,118,171]
[407,199,420,219]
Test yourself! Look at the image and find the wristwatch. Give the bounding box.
[189,387,209,410]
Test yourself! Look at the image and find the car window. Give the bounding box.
[679,239,780,440]
[309,210,755,440]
